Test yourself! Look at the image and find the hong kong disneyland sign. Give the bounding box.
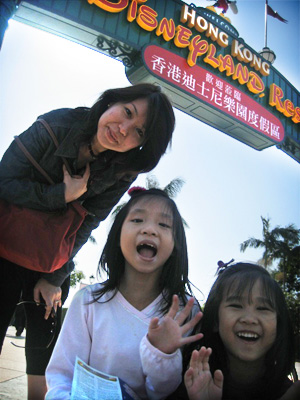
[14,0,300,161]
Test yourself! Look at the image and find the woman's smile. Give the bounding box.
[105,127,118,144]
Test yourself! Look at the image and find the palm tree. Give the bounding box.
[272,228,300,290]
[111,175,188,227]
[242,219,300,362]
[240,216,300,270]
[148,175,185,199]
[240,217,278,269]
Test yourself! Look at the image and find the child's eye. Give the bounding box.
[228,303,242,309]
[257,306,272,312]
[131,218,143,223]
[159,222,172,229]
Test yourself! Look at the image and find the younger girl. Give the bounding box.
[46,188,203,399]
[183,262,299,400]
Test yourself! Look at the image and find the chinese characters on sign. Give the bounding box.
[145,45,284,142]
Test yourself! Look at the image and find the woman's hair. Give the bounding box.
[91,188,192,313]
[184,262,295,394]
[87,83,175,174]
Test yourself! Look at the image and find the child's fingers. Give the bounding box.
[189,347,212,373]
[196,347,208,373]
[148,317,160,331]
[184,367,194,389]
[214,369,224,390]
[181,332,203,348]
[165,294,179,319]
[189,349,201,370]
[181,311,203,334]
[174,297,195,325]
[202,347,212,372]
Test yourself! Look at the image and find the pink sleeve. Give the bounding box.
[140,334,182,399]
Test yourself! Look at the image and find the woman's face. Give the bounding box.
[95,98,148,153]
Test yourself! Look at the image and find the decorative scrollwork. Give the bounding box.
[96,35,137,67]
[277,138,297,156]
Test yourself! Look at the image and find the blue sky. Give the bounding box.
[0,0,299,304]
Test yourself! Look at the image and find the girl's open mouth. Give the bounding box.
[236,332,260,342]
[137,243,157,259]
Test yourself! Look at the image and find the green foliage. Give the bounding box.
[147,175,185,199]
[272,244,300,359]
[145,175,160,190]
[276,285,300,360]
[241,217,300,360]
[70,270,85,288]
[69,234,95,288]
[240,216,300,269]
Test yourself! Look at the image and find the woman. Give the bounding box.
[0,83,175,399]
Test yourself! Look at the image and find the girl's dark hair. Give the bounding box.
[92,188,192,313]
[87,83,175,174]
[184,262,295,396]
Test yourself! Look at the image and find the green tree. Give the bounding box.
[240,216,299,269]
[70,269,85,288]
[272,229,300,290]
[147,175,185,199]
[274,247,300,360]
[241,217,300,360]
[70,234,97,288]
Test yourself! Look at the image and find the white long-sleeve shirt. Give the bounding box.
[46,284,183,399]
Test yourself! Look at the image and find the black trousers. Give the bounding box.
[0,258,69,375]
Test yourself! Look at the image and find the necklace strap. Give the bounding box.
[88,142,98,160]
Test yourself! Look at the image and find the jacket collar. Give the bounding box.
[53,121,115,167]
[54,122,85,159]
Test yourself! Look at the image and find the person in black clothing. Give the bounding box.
[11,302,26,337]
[0,83,175,399]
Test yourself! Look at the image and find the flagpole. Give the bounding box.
[265,0,268,47]
[260,0,286,63]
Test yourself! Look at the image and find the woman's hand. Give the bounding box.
[33,278,62,319]
[63,163,90,203]
[147,295,203,354]
[184,347,223,400]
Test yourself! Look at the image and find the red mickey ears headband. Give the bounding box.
[128,186,147,197]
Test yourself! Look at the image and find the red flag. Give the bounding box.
[267,5,288,23]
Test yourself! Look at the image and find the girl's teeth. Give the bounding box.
[237,332,259,339]
[137,243,157,258]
